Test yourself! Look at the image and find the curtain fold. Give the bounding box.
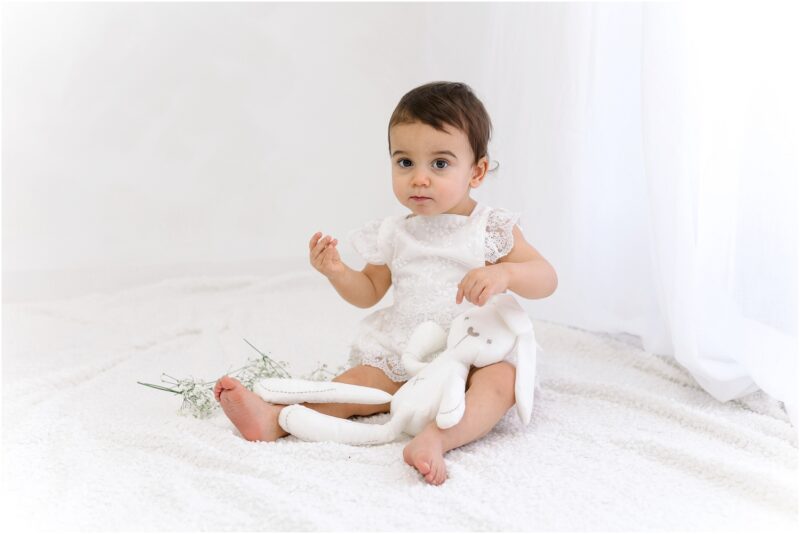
[477,2,797,425]
[640,2,798,424]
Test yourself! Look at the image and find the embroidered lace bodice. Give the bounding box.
[345,202,522,382]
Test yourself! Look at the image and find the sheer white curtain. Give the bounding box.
[640,2,798,424]
[476,2,798,425]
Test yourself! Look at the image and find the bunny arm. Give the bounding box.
[435,372,468,429]
[401,321,448,376]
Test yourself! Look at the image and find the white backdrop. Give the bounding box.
[3,2,798,421]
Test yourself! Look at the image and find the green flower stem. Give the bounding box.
[137,381,183,394]
[243,338,290,378]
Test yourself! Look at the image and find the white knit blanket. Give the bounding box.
[2,272,797,530]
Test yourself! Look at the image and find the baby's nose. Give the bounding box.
[411,172,430,186]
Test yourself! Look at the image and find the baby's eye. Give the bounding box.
[433,159,449,170]
[486,339,492,344]
[397,158,412,168]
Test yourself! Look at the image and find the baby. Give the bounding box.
[214,81,558,485]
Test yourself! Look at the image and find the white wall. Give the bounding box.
[4,2,656,345]
[4,2,506,299]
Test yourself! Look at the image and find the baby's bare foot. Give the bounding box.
[214,376,287,442]
[403,424,447,485]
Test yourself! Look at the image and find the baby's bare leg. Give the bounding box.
[403,361,516,485]
[215,364,404,442]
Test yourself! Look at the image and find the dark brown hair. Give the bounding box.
[388,81,495,168]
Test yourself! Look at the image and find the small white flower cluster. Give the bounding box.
[301,362,347,382]
[138,339,348,419]
[176,378,217,419]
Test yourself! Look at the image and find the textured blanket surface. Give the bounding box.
[2,272,797,530]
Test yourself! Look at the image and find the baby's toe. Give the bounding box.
[425,460,441,484]
[415,459,431,477]
[218,376,244,394]
[433,463,445,485]
[219,375,235,387]
[436,463,447,485]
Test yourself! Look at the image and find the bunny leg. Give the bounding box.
[435,374,468,429]
[308,364,404,418]
[254,378,392,405]
[279,404,407,445]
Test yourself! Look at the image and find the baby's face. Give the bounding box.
[389,121,487,216]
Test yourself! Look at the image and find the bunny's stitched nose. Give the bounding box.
[454,326,480,348]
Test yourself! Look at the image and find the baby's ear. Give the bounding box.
[470,156,490,186]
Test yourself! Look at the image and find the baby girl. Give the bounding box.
[214,81,558,485]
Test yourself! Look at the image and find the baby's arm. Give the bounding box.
[309,232,391,308]
[456,225,557,306]
[329,263,391,308]
[496,225,558,300]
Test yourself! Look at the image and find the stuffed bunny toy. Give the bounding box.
[253,293,541,445]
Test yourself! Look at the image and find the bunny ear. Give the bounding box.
[490,293,536,424]
[494,294,533,336]
[513,331,537,426]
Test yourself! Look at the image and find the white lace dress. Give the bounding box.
[345,202,522,382]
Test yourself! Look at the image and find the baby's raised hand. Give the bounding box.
[456,264,511,307]
[309,231,345,279]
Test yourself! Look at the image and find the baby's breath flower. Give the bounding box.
[176,378,217,419]
[301,362,347,381]
[138,339,342,418]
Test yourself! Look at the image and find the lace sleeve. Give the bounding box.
[485,208,522,264]
[347,217,392,265]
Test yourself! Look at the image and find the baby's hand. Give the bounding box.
[456,264,511,307]
[309,231,345,280]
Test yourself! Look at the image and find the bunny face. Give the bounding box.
[445,298,518,367]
